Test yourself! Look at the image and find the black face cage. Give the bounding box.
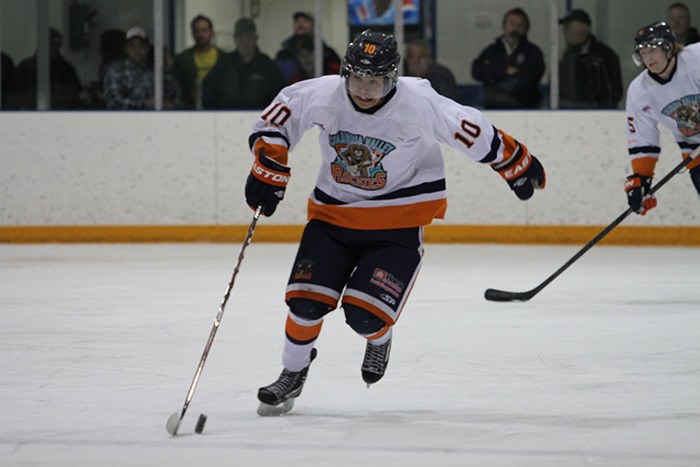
[341,31,400,99]
[341,58,399,96]
[632,38,674,66]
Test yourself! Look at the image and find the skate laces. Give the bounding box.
[265,368,302,397]
[362,340,390,374]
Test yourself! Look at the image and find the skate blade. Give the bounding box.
[257,398,294,416]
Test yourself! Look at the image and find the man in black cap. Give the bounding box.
[274,11,341,85]
[201,18,285,109]
[292,11,314,36]
[558,9,622,109]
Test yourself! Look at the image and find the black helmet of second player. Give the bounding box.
[632,21,677,66]
[341,30,400,97]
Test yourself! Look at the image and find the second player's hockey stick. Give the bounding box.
[166,205,262,435]
[484,146,700,302]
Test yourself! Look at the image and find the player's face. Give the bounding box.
[639,46,670,74]
[347,73,388,109]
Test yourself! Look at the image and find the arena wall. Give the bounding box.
[1,111,698,244]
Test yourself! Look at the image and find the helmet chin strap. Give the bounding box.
[657,50,675,76]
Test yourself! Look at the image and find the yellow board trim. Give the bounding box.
[0,225,699,245]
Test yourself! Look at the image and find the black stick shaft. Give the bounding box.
[174,206,262,423]
[485,148,699,302]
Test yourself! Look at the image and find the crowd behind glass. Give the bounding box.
[0,2,697,111]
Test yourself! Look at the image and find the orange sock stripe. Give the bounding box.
[285,315,323,342]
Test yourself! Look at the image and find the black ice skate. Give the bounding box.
[257,348,317,416]
[361,336,391,387]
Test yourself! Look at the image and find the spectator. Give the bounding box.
[84,29,127,109]
[12,28,84,109]
[405,39,458,101]
[558,9,622,109]
[103,27,181,110]
[667,2,699,46]
[274,11,341,85]
[202,18,285,110]
[1,51,16,108]
[173,15,225,109]
[471,7,545,109]
[283,33,342,84]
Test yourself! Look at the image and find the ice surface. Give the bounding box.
[1,243,699,466]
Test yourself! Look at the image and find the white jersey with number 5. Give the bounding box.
[249,75,529,230]
[625,43,700,175]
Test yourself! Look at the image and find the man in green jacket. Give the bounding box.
[173,15,225,109]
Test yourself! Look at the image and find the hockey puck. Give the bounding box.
[195,413,207,434]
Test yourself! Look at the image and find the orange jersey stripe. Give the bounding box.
[683,151,700,170]
[307,198,447,230]
[253,140,289,166]
[631,156,657,177]
[497,129,528,162]
[285,315,323,342]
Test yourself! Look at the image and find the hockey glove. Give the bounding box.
[492,149,546,200]
[624,174,657,215]
[245,149,291,217]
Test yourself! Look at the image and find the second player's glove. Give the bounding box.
[492,148,546,200]
[245,149,291,217]
[624,174,657,215]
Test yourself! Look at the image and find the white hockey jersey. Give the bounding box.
[249,75,526,230]
[625,43,700,175]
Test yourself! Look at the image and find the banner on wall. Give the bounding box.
[348,0,420,26]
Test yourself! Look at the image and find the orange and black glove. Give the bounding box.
[624,174,657,215]
[245,149,291,217]
[492,148,546,200]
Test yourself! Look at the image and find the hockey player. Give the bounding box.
[245,30,546,415]
[624,21,700,215]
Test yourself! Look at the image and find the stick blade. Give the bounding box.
[166,412,182,436]
[484,288,534,302]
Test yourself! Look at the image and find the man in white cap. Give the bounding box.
[103,27,181,109]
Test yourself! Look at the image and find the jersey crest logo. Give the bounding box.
[328,131,396,191]
[662,94,700,137]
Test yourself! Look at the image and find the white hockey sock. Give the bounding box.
[368,327,392,346]
[282,337,316,372]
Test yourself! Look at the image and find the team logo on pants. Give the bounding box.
[370,268,404,298]
[328,131,396,190]
[293,259,314,280]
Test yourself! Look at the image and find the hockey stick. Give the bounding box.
[166,205,262,435]
[484,146,700,302]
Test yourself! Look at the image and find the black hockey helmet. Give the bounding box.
[341,30,400,97]
[632,21,677,66]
